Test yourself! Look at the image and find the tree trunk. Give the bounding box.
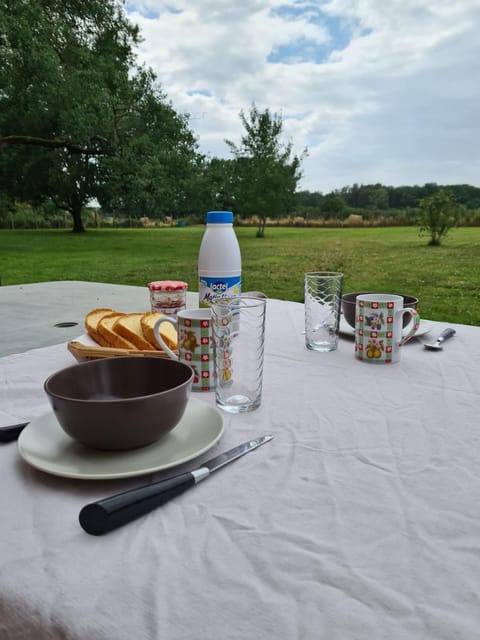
[71,205,85,233]
[256,215,266,237]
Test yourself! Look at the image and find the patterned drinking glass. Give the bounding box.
[211,296,266,413]
[304,271,344,352]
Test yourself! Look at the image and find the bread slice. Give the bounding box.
[97,312,137,350]
[114,313,155,351]
[85,308,116,346]
[141,312,178,350]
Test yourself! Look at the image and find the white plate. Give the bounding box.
[18,397,224,480]
[339,316,434,338]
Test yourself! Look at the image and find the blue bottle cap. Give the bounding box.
[206,211,233,223]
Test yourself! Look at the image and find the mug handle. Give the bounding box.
[153,317,178,360]
[399,309,420,345]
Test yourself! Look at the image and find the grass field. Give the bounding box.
[1,226,479,325]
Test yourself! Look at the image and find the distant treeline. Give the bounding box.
[3,182,480,229]
[294,183,480,220]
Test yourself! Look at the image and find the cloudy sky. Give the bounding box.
[124,0,480,193]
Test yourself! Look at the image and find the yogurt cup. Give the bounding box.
[148,280,188,316]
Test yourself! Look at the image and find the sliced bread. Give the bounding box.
[141,312,178,350]
[97,312,137,350]
[114,313,155,351]
[85,308,116,346]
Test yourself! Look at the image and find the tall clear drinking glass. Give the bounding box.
[211,296,266,413]
[304,271,344,352]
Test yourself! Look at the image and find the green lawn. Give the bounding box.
[1,226,479,325]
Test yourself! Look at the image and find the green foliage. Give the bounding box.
[226,104,306,236]
[417,189,464,246]
[0,0,140,230]
[321,193,346,218]
[339,183,389,210]
[336,182,480,212]
[0,0,198,232]
[180,157,238,218]
[97,69,199,219]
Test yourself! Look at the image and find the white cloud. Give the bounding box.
[125,0,480,192]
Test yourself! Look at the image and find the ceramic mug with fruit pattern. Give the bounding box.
[154,309,214,391]
[355,293,420,364]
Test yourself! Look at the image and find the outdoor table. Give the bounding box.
[1,281,479,640]
[0,280,199,357]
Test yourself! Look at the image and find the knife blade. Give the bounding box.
[79,434,274,536]
[0,423,29,443]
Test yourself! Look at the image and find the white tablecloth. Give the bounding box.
[1,298,479,640]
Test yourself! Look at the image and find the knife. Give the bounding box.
[0,423,29,443]
[79,434,274,536]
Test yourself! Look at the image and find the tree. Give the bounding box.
[321,193,346,218]
[295,190,324,220]
[226,104,306,237]
[0,0,138,231]
[340,183,388,210]
[417,189,464,246]
[97,68,199,221]
[187,157,237,216]
[0,0,198,232]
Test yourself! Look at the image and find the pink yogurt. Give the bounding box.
[148,281,188,316]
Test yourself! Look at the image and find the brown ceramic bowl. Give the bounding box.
[44,356,193,451]
[342,292,419,329]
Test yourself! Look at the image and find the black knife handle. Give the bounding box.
[0,423,29,443]
[79,471,196,536]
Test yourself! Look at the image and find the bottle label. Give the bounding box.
[199,276,241,307]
